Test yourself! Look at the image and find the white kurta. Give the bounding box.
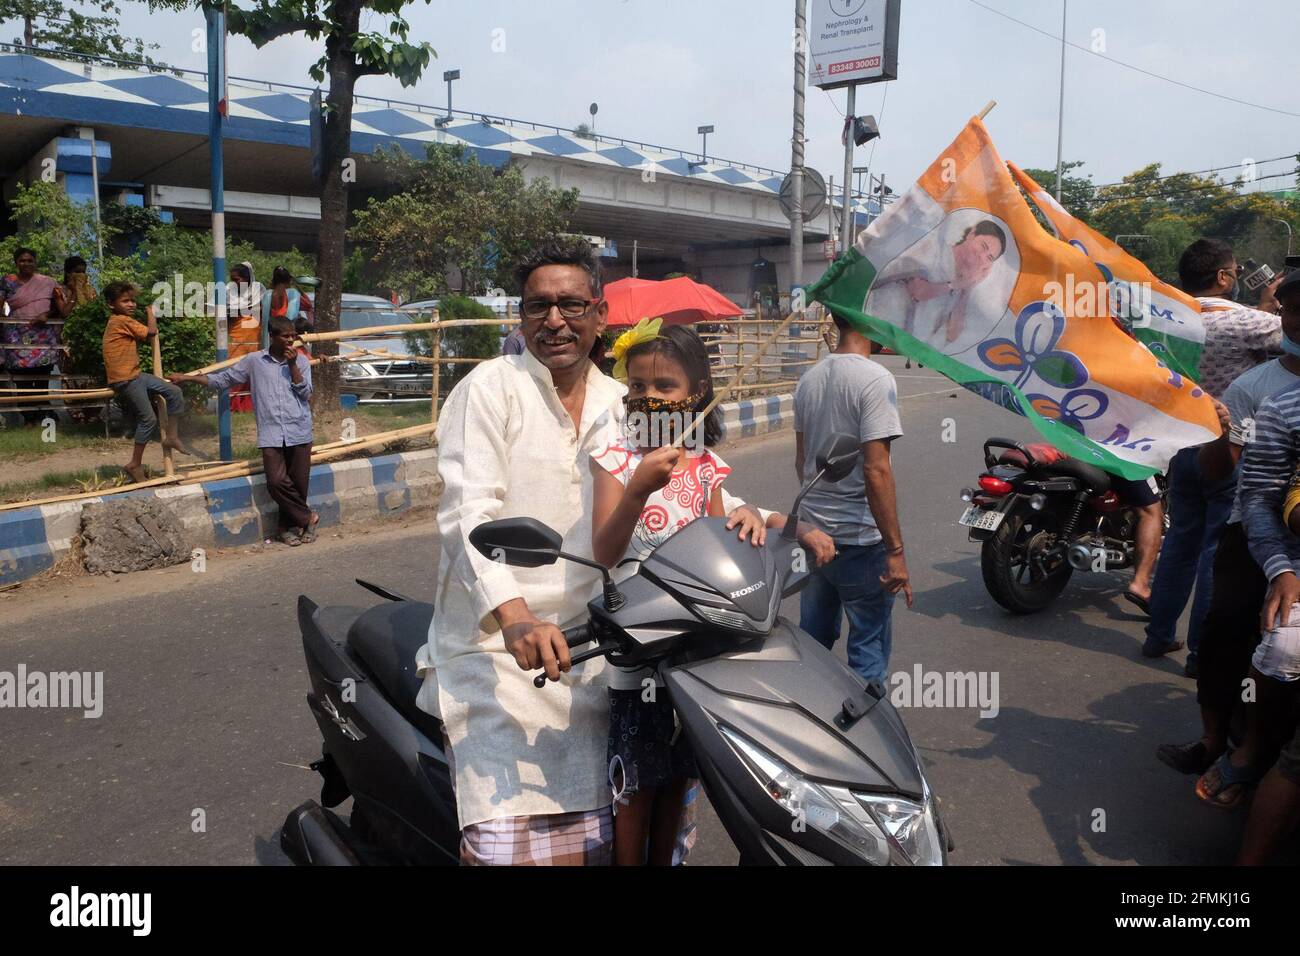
[415,349,625,828]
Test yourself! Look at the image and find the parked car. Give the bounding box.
[337,295,434,404]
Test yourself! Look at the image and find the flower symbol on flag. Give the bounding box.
[1026,388,1109,434]
[978,300,1088,391]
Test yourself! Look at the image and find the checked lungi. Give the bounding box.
[460,808,613,866]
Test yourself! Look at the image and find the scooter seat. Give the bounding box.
[346,601,442,742]
[1036,456,1112,493]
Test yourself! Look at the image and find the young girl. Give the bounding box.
[590,319,835,865]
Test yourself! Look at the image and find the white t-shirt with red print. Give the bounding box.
[591,439,733,691]
[591,440,732,562]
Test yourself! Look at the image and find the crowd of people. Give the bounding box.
[0,249,96,421]
[1146,238,1300,865]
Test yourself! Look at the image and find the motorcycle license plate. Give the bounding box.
[958,505,1004,531]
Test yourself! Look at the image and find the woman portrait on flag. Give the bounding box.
[864,209,1018,355]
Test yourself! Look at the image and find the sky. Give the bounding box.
[9,0,1298,196]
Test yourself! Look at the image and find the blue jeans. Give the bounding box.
[1143,447,1235,659]
[799,542,895,684]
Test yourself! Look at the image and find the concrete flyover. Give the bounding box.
[0,47,879,298]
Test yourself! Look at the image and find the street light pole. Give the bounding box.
[790,0,807,309]
[1272,218,1294,258]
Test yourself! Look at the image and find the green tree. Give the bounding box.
[402,294,499,399]
[1087,161,1299,296]
[350,143,578,300]
[1021,161,1095,221]
[152,0,437,415]
[0,179,111,270]
[1,0,164,67]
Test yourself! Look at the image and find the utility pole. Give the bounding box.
[1054,0,1067,202]
[839,85,857,255]
[207,5,231,461]
[790,0,807,310]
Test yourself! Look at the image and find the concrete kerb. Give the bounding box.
[0,395,786,587]
[0,447,442,587]
[716,392,795,442]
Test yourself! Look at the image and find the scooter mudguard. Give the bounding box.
[664,619,926,865]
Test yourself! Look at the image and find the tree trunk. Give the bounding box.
[311,4,363,417]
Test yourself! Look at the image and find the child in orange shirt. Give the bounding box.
[101,281,188,482]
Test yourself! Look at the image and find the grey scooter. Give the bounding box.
[280,432,949,865]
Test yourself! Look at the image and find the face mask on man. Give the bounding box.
[1280,333,1300,358]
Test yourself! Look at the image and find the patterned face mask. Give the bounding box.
[623,392,705,448]
[623,392,703,417]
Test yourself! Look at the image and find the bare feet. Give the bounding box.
[162,437,200,457]
[124,464,147,484]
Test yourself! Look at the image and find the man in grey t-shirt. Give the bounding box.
[793,311,912,684]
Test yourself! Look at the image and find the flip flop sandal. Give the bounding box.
[278,530,302,547]
[1123,591,1151,617]
[299,527,317,544]
[1196,752,1262,809]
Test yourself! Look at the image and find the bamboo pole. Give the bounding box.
[178,422,439,485]
[0,388,114,405]
[0,473,182,511]
[0,421,441,512]
[175,422,440,484]
[300,317,508,343]
[674,305,805,449]
[430,308,441,427]
[151,329,174,478]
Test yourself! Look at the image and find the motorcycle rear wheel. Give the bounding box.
[981,514,1073,614]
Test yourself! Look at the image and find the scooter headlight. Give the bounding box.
[853,784,945,866]
[719,725,892,865]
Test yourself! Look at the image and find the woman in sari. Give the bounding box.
[1,247,70,422]
[227,261,262,413]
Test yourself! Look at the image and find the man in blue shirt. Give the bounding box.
[170,315,317,546]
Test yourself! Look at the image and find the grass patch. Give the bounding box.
[0,422,117,458]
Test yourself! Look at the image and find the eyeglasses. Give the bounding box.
[521,297,601,320]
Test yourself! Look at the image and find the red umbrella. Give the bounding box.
[602,276,743,327]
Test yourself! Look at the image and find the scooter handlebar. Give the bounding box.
[532,624,594,688]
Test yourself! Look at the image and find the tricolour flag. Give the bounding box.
[1007,162,1205,381]
[809,117,1218,479]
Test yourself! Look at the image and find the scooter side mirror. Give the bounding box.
[469,517,563,568]
[816,433,862,483]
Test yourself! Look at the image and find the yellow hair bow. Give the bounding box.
[611,317,663,382]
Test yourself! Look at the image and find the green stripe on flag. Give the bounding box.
[809,249,1158,480]
[1134,327,1201,384]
